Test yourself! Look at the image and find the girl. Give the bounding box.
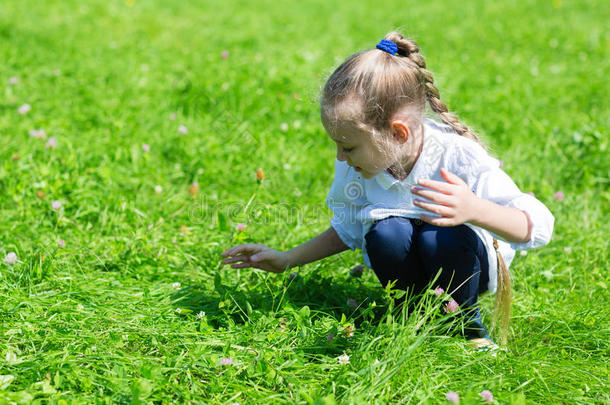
[221,32,554,348]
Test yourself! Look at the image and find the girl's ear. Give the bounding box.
[391,120,410,144]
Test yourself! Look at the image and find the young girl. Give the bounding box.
[221,32,554,348]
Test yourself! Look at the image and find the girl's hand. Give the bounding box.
[220,244,290,273]
[410,168,481,227]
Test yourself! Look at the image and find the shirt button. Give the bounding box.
[413,219,423,226]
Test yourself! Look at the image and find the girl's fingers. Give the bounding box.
[417,178,454,194]
[221,255,249,264]
[419,214,454,227]
[231,262,254,269]
[414,199,452,217]
[411,187,454,206]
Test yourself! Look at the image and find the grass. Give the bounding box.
[1,0,608,403]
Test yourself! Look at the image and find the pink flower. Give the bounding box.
[236,223,247,232]
[29,129,46,139]
[51,200,62,210]
[445,391,459,404]
[221,50,230,59]
[347,298,358,310]
[178,125,188,134]
[434,287,445,297]
[326,333,335,341]
[479,390,493,403]
[142,143,150,152]
[58,239,66,248]
[553,191,565,202]
[169,113,177,120]
[220,357,233,366]
[4,252,18,266]
[45,137,57,149]
[18,104,31,114]
[8,77,19,85]
[444,300,459,313]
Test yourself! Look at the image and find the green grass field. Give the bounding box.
[1,0,608,403]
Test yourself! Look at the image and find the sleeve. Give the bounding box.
[326,160,364,251]
[475,168,555,250]
[452,140,555,250]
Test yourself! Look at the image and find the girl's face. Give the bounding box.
[322,118,400,179]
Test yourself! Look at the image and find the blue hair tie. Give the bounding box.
[376,39,398,55]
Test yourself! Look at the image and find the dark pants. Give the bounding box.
[365,216,490,339]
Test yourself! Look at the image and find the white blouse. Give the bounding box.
[326,118,555,293]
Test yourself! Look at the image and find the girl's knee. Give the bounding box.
[416,224,478,260]
[365,216,414,260]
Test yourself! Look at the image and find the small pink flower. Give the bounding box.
[53,69,61,76]
[444,300,459,313]
[4,252,18,266]
[178,125,188,134]
[45,137,57,149]
[58,239,66,248]
[445,391,459,404]
[434,287,445,297]
[553,191,565,202]
[236,223,247,232]
[142,143,150,152]
[220,357,233,366]
[326,333,335,341]
[51,200,62,210]
[347,298,358,310]
[479,390,493,403]
[18,103,31,114]
[29,129,46,139]
[169,113,177,120]
[8,77,19,85]
[221,50,230,59]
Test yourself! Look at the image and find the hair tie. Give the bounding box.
[376,39,398,55]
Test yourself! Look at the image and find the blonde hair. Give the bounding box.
[321,31,511,344]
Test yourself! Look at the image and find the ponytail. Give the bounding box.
[384,32,484,146]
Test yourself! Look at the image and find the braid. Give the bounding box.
[384,32,483,146]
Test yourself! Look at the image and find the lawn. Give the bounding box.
[1,0,608,403]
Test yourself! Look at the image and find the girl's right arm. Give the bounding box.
[220,226,349,273]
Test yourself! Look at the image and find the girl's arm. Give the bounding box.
[412,168,532,243]
[221,226,349,273]
[286,226,350,267]
[469,199,531,243]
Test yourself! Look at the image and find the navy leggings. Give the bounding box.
[365,216,490,339]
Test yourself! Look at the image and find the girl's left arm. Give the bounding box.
[412,168,544,245]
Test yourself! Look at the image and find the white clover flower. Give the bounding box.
[175,308,182,314]
[280,123,289,132]
[520,250,528,257]
[154,185,163,194]
[18,104,31,114]
[8,77,19,85]
[4,252,18,266]
[337,353,350,365]
[51,200,62,210]
[196,311,206,320]
[172,282,181,289]
[178,125,188,134]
